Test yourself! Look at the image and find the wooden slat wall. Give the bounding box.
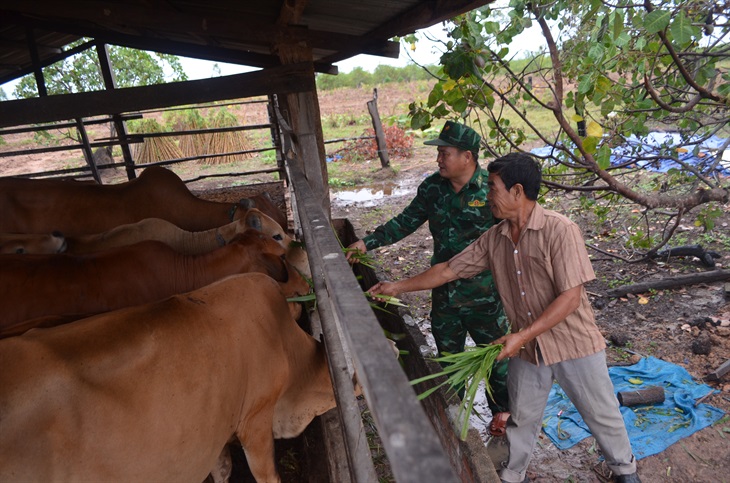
[286,159,459,483]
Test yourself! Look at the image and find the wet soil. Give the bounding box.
[330,146,730,483]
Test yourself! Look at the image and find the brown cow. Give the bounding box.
[0,209,311,278]
[0,230,310,334]
[0,166,287,235]
[0,273,340,483]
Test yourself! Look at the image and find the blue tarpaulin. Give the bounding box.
[532,132,730,176]
[542,357,725,459]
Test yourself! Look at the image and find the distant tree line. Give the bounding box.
[316,64,435,90]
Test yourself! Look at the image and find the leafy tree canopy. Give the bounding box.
[13,41,187,99]
[409,0,729,257]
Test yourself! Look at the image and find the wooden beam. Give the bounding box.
[287,162,459,483]
[322,0,493,64]
[95,42,137,180]
[278,0,309,26]
[0,39,93,86]
[0,63,315,129]
[25,28,47,97]
[0,9,337,76]
[2,5,359,67]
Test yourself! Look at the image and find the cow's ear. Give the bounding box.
[245,212,263,231]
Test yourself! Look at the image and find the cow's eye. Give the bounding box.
[15,248,25,254]
[273,234,283,241]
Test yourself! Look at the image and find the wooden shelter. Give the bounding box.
[0,2,498,482]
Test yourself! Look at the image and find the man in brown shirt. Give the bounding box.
[369,153,639,483]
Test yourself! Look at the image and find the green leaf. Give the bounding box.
[583,136,598,154]
[588,44,605,61]
[669,12,696,46]
[451,97,468,113]
[612,11,624,40]
[600,99,616,117]
[427,82,444,108]
[615,31,631,47]
[596,144,612,170]
[643,10,670,34]
[441,50,474,80]
[595,76,612,94]
[432,103,449,118]
[411,110,431,130]
[578,75,593,95]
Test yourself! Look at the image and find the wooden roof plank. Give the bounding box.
[0,62,315,129]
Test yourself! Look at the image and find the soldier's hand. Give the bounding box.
[345,240,367,263]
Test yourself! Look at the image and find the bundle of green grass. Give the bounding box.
[412,344,504,440]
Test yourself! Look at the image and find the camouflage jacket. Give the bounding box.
[363,165,499,308]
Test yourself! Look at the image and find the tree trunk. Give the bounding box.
[606,269,730,298]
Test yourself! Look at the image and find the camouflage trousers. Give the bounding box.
[431,289,510,414]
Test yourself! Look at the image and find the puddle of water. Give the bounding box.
[331,182,411,206]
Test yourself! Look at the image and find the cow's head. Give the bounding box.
[271,342,339,439]
[0,231,66,254]
[236,192,287,231]
[242,209,312,280]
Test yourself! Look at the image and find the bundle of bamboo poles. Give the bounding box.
[131,118,183,163]
[202,107,254,165]
[175,109,209,159]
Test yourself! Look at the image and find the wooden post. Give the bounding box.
[266,95,286,182]
[274,26,330,218]
[74,119,102,183]
[29,28,102,183]
[95,43,137,180]
[25,28,47,97]
[367,88,390,168]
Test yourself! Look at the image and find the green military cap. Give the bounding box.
[424,121,481,155]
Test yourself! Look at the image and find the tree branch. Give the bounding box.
[643,0,727,105]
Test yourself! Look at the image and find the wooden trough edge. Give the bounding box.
[287,160,459,483]
[338,217,501,483]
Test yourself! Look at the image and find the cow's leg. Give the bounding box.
[237,417,280,483]
[207,444,233,483]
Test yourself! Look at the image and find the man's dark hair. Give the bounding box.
[487,153,541,200]
[460,148,479,163]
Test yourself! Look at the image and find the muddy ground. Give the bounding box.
[331,145,730,483]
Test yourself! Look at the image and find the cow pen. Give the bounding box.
[0,2,501,481]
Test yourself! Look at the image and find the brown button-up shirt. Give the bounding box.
[448,204,605,365]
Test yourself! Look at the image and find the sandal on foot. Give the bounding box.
[489,412,510,437]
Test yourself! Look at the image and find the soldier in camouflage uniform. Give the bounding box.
[347,121,510,435]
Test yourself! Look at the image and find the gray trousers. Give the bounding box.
[500,350,636,482]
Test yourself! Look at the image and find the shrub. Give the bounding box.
[340,125,414,162]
